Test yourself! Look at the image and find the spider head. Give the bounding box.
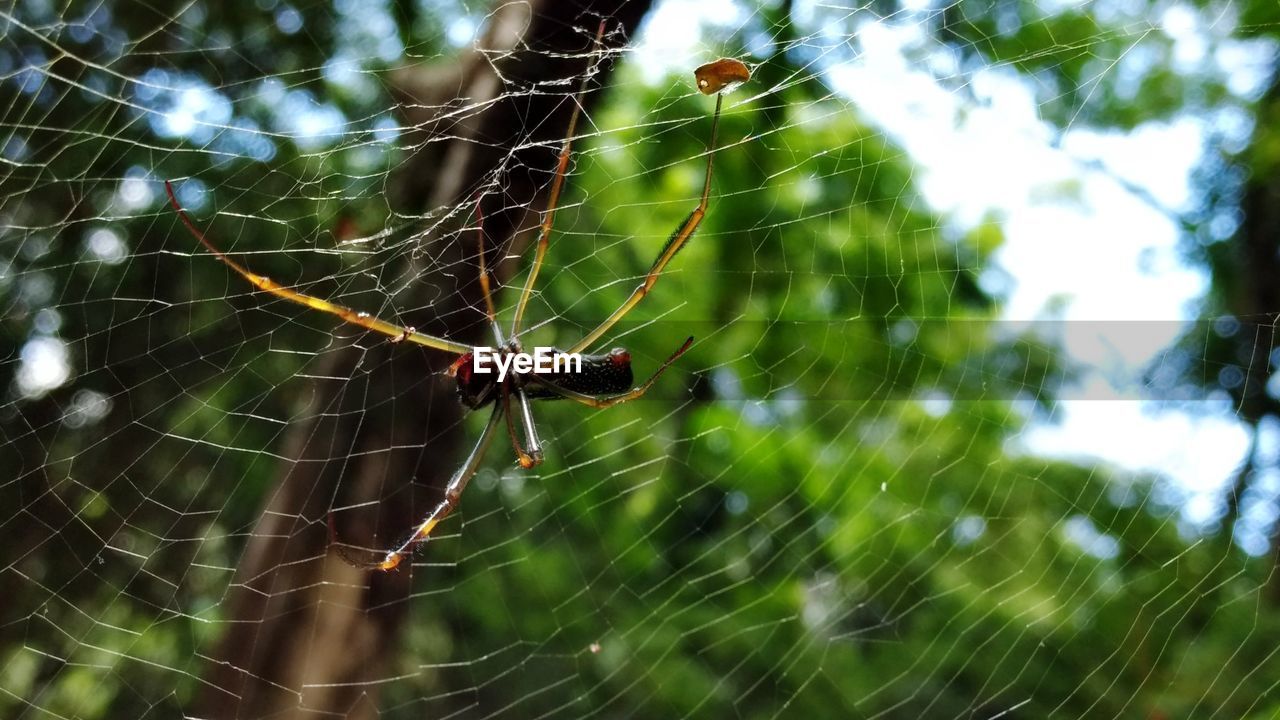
[451,350,496,409]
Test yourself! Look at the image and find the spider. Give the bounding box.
[164,34,750,571]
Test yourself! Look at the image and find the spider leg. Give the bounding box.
[476,198,543,467]
[166,181,469,355]
[473,196,506,345]
[566,93,726,355]
[333,402,505,571]
[513,385,544,467]
[501,384,543,468]
[532,336,694,409]
[510,19,607,338]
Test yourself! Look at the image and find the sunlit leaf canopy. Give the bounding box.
[3,0,1280,718]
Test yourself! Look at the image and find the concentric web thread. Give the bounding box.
[3,2,1280,719]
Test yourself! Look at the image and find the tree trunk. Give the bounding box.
[194,2,653,717]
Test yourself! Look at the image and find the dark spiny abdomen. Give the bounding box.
[525,348,633,399]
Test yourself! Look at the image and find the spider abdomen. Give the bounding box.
[526,348,634,400]
[452,347,634,409]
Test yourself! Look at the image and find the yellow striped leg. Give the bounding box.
[567,94,724,355]
[166,180,469,356]
[368,402,504,571]
[510,19,607,337]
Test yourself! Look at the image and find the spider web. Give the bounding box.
[5,0,1280,718]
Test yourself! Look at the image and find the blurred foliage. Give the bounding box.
[938,2,1280,517]
[3,1,1280,719]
